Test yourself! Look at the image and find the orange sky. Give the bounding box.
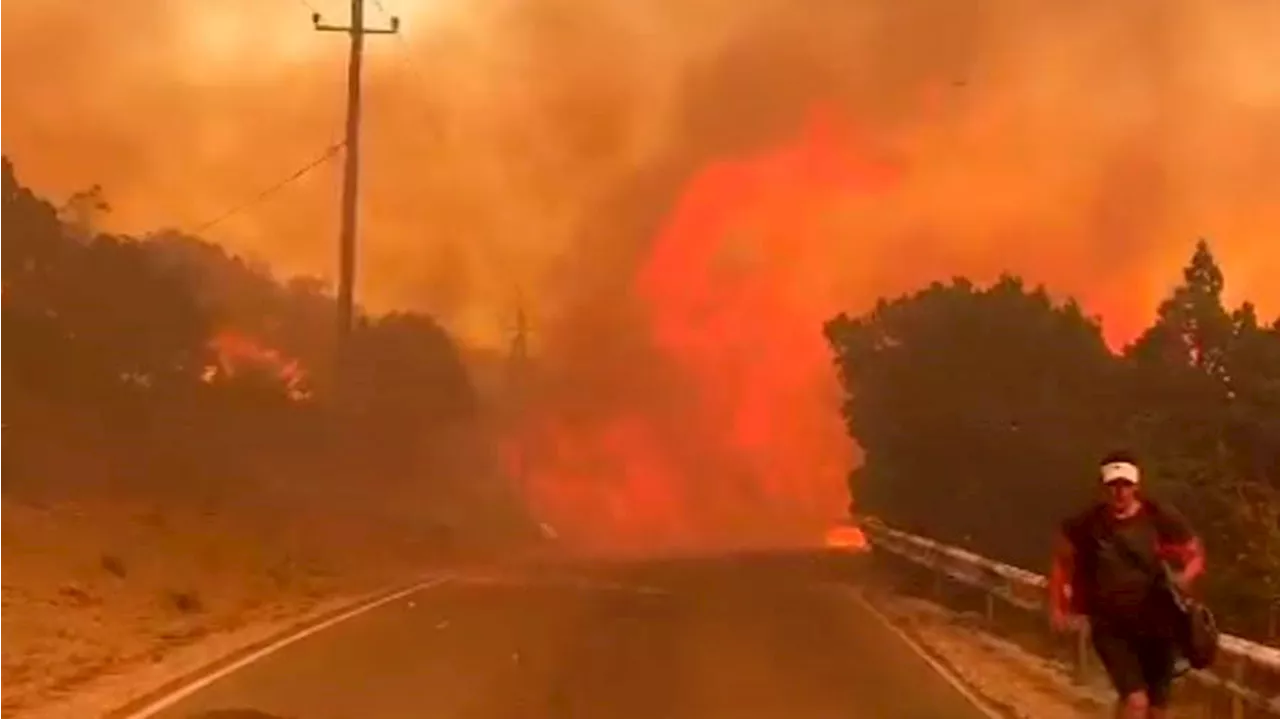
[6,0,1280,549]
[5,0,1279,348]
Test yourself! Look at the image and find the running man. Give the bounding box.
[1048,451,1206,719]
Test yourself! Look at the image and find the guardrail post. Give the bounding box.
[1073,624,1089,685]
[1230,655,1246,719]
[931,548,944,598]
[867,520,1280,714]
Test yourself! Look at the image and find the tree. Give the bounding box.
[3,156,528,547]
[3,157,79,387]
[1225,307,1280,490]
[1121,242,1234,502]
[347,311,477,433]
[3,159,211,395]
[78,235,213,387]
[1128,239,1235,379]
[1120,242,1280,634]
[825,275,1119,567]
[3,157,71,300]
[59,184,111,242]
[825,239,1280,638]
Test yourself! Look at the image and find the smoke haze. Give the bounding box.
[6,0,1280,548]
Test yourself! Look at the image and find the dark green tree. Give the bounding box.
[1122,241,1234,504]
[2,155,523,545]
[825,275,1120,568]
[1123,241,1280,632]
[348,311,477,435]
[824,237,1280,637]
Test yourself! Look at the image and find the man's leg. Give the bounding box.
[1137,636,1178,718]
[1117,690,1150,719]
[1091,626,1150,719]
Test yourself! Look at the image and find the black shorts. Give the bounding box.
[1090,624,1178,706]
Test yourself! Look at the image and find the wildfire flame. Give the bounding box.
[510,107,894,553]
[204,330,309,400]
[824,525,869,552]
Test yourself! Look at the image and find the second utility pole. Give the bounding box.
[507,296,532,495]
[314,1,399,394]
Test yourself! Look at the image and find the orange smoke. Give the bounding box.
[205,330,309,400]
[9,0,1280,556]
[511,108,895,552]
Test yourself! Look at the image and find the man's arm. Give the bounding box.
[1154,504,1205,589]
[1048,531,1076,621]
[1178,537,1206,588]
[1165,534,1205,590]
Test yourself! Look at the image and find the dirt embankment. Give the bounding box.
[0,490,461,718]
[0,400,499,717]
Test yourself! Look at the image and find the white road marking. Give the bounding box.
[848,589,1007,719]
[121,574,453,718]
[565,576,672,596]
[450,573,672,596]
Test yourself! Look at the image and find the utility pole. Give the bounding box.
[314,2,399,393]
[506,295,533,494]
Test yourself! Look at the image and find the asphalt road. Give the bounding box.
[141,552,995,719]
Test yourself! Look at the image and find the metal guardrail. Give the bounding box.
[861,518,1280,717]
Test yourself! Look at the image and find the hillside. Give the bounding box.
[1,157,531,716]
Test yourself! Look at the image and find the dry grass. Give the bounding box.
[0,495,443,717]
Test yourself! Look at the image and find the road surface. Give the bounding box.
[139,552,995,719]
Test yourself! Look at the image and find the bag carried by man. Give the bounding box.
[1175,594,1219,670]
[1112,528,1219,670]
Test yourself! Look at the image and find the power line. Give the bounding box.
[363,0,426,90]
[364,0,423,83]
[391,33,431,96]
[187,141,344,236]
[366,8,448,146]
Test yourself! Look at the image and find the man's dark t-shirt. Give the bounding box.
[1061,500,1194,635]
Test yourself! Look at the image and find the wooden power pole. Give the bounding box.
[314,1,399,392]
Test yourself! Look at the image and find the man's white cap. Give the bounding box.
[1101,461,1140,485]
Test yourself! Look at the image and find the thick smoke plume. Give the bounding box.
[6,0,1280,550]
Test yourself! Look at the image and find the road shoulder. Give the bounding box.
[849,588,1110,719]
[13,576,448,719]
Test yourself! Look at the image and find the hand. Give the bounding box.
[1170,570,1196,594]
[1050,607,1084,633]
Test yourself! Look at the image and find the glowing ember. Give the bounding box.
[510,107,897,552]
